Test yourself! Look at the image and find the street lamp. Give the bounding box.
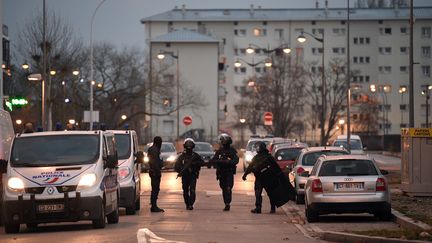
[157,50,180,139]
[399,86,407,126]
[22,63,29,70]
[297,30,325,145]
[89,0,107,131]
[16,119,23,125]
[421,85,432,127]
[245,43,291,55]
[370,84,391,135]
[121,114,127,120]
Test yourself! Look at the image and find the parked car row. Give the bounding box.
[242,134,391,223]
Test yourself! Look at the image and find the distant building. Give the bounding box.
[141,4,432,143]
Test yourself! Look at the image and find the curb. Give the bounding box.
[319,231,427,243]
[392,209,432,231]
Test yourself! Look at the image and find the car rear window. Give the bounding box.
[275,147,303,161]
[318,159,378,176]
[302,150,349,166]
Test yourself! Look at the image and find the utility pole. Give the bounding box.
[409,0,414,127]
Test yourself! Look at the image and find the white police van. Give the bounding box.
[0,130,120,233]
[110,130,144,215]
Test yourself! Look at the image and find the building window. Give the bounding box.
[422,66,431,77]
[400,104,407,111]
[312,47,323,55]
[379,27,392,35]
[253,28,267,36]
[400,27,408,34]
[379,66,392,74]
[234,29,247,37]
[422,46,431,58]
[239,48,246,55]
[274,29,284,40]
[332,47,345,54]
[365,76,370,82]
[234,67,247,74]
[379,47,392,55]
[332,28,345,35]
[312,28,324,35]
[400,66,408,73]
[400,123,407,128]
[353,56,369,64]
[421,27,431,38]
[400,47,408,54]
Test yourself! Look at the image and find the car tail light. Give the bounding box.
[376,178,386,191]
[297,167,305,174]
[311,179,323,193]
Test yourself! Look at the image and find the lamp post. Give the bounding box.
[399,86,407,126]
[89,0,107,130]
[370,84,391,135]
[346,0,352,152]
[239,118,246,148]
[297,31,325,145]
[421,85,432,127]
[157,50,180,139]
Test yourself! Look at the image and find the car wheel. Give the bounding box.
[92,203,106,229]
[375,208,392,221]
[26,223,38,230]
[107,194,120,224]
[305,197,319,222]
[4,223,20,233]
[135,193,141,211]
[295,193,305,205]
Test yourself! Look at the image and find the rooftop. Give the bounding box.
[141,7,432,23]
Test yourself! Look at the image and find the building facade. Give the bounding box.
[141,5,432,144]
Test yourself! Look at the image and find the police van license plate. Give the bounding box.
[37,204,64,213]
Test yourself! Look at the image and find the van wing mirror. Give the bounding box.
[135,151,144,164]
[0,159,7,173]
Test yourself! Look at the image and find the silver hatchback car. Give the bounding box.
[304,155,391,222]
[289,146,348,204]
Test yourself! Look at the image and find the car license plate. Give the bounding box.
[335,182,364,191]
[37,204,64,213]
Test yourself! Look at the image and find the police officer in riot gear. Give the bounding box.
[209,134,239,211]
[175,138,205,210]
[242,141,279,214]
[148,136,164,212]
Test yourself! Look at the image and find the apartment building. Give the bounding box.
[141,5,432,143]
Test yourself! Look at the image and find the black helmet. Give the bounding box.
[183,138,195,150]
[254,141,267,153]
[219,133,232,145]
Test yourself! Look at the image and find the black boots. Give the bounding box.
[223,204,230,211]
[150,206,164,213]
[270,205,276,214]
[186,205,194,210]
[251,208,262,214]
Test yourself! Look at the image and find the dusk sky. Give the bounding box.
[3,0,432,56]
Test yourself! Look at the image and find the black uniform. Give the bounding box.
[243,149,281,213]
[210,146,239,210]
[175,151,205,209]
[148,136,164,212]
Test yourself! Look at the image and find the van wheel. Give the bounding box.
[92,203,106,229]
[107,195,119,224]
[26,223,38,230]
[4,223,20,233]
[135,194,141,211]
[305,206,319,222]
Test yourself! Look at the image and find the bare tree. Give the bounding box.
[234,54,306,138]
[17,10,83,130]
[304,58,347,145]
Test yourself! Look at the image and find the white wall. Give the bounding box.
[150,42,218,142]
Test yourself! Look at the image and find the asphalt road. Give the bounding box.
[0,167,326,243]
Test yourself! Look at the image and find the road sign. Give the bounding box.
[264,112,273,126]
[83,110,100,123]
[183,116,192,126]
